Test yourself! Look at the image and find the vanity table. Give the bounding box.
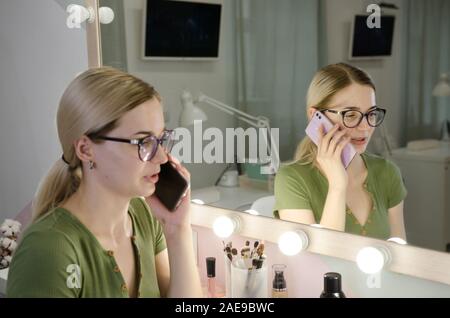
[192,176,273,215]
[390,142,450,251]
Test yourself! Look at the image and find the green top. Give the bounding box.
[7,197,166,298]
[274,153,407,239]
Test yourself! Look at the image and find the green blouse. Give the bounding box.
[7,197,166,298]
[274,153,407,239]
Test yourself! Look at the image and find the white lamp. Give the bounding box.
[356,246,391,274]
[179,90,280,174]
[66,4,115,28]
[432,73,450,141]
[212,215,240,238]
[277,230,309,256]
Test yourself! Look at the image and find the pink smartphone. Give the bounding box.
[305,111,356,169]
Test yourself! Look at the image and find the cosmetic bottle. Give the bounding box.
[272,264,288,298]
[206,257,216,298]
[320,272,346,298]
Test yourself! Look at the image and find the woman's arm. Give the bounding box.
[155,249,170,297]
[154,227,201,298]
[388,201,407,240]
[147,155,202,298]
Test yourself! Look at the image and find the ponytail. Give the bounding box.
[32,159,81,221]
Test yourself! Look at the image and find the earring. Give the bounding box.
[88,161,94,170]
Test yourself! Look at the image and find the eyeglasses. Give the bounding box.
[90,129,175,162]
[320,107,386,128]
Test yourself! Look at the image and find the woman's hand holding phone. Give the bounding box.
[316,124,351,191]
[145,154,192,235]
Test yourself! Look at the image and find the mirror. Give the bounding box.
[99,0,450,254]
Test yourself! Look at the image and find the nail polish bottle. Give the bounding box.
[272,264,288,298]
[206,257,216,298]
[320,272,346,298]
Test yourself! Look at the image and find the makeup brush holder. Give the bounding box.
[230,264,268,298]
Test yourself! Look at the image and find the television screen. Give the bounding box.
[349,15,395,60]
[142,0,222,60]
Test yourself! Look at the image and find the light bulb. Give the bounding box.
[356,246,390,274]
[387,237,407,245]
[99,7,115,24]
[244,209,260,216]
[212,216,239,238]
[278,230,309,256]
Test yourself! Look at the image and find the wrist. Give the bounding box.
[163,223,192,241]
[328,185,347,193]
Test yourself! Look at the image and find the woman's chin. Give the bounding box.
[350,140,370,154]
[139,183,156,197]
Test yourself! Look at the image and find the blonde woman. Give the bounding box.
[274,63,407,240]
[7,67,202,298]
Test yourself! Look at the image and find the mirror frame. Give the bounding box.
[191,204,450,286]
[85,2,450,287]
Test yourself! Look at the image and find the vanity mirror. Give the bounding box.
[94,0,450,258]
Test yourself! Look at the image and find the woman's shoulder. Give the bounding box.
[363,152,402,176]
[277,159,316,177]
[18,209,79,252]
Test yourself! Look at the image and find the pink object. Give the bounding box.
[305,111,357,168]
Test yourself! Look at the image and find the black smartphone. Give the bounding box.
[154,161,189,212]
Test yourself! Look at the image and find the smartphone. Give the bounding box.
[305,111,356,169]
[154,161,189,212]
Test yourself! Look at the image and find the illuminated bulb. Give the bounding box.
[356,246,390,274]
[278,230,309,256]
[387,237,407,245]
[191,199,205,205]
[212,216,240,238]
[244,209,260,216]
[99,7,115,24]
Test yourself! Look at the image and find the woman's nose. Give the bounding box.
[358,116,372,130]
[151,145,169,165]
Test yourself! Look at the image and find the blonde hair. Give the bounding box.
[32,67,161,221]
[294,63,376,163]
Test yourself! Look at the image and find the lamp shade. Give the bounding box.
[179,90,208,126]
[432,73,450,97]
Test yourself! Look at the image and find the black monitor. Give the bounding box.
[142,0,222,60]
[349,15,395,60]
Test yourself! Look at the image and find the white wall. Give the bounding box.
[323,0,405,149]
[120,0,237,189]
[0,0,88,219]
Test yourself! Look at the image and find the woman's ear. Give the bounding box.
[73,136,95,165]
[307,107,317,121]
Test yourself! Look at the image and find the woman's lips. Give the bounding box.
[350,137,368,146]
[144,173,159,183]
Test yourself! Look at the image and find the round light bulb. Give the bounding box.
[356,246,390,274]
[278,230,309,256]
[212,216,238,238]
[387,237,407,245]
[99,7,115,24]
[244,209,260,216]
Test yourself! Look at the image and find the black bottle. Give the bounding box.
[320,272,346,298]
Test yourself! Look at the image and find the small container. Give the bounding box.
[320,272,346,298]
[272,264,288,298]
[231,264,268,298]
[206,257,216,298]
